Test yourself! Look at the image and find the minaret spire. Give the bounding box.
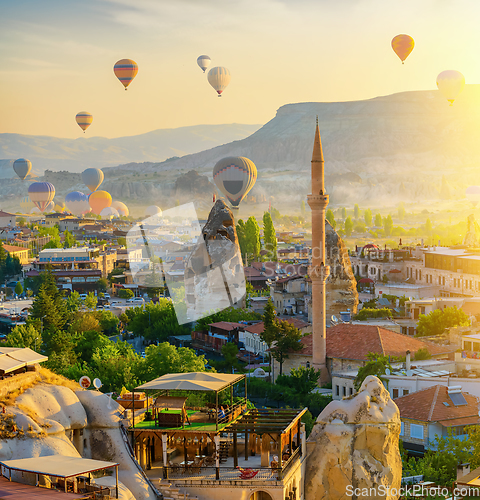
[307,119,330,385]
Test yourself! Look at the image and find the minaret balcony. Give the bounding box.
[307,194,329,211]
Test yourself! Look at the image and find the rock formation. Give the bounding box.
[304,375,401,500]
[0,368,157,500]
[184,199,246,322]
[174,170,214,198]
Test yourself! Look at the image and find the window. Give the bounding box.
[349,388,353,395]
[474,342,480,352]
[400,422,404,436]
[336,386,339,396]
[454,279,457,287]
[464,341,472,351]
[392,389,399,399]
[410,424,424,440]
[343,386,346,397]
[403,389,409,396]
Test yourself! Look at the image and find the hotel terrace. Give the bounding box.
[128,372,306,500]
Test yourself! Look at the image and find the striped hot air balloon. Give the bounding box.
[65,191,90,215]
[391,34,415,64]
[197,55,211,73]
[20,196,35,212]
[28,182,55,212]
[76,112,93,133]
[13,158,32,180]
[89,190,112,214]
[207,67,231,97]
[114,59,138,90]
[82,168,104,192]
[213,156,257,208]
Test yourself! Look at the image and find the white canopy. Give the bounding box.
[136,372,245,392]
[0,456,118,478]
[0,347,48,374]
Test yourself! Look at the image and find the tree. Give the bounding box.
[364,208,372,227]
[98,310,120,335]
[96,278,108,293]
[374,213,382,227]
[118,288,134,299]
[300,200,305,216]
[66,291,82,313]
[195,307,261,334]
[354,352,392,391]
[341,207,347,220]
[414,348,431,360]
[245,216,261,260]
[276,366,321,395]
[416,306,470,337]
[354,204,360,220]
[84,292,97,310]
[219,342,241,373]
[397,203,405,221]
[383,215,393,236]
[326,209,336,229]
[236,219,247,259]
[63,230,76,248]
[5,324,42,351]
[271,320,303,376]
[14,282,23,296]
[263,212,277,261]
[344,216,353,237]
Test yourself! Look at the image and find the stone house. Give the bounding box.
[395,385,480,454]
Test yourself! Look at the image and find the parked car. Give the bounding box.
[79,294,88,300]
[103,304,110,309]
[103,293,110,299]
[127,297,144,304]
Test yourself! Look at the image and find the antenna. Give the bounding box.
[93,378,102,389]
[79,376,91,389]
[385,368,391,375]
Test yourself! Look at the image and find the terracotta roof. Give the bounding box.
[0,211,16,217]
[395,385,479,423]
[245,318,309,335]
[275,274,303,284]
[297,324,455,359]
[2,244,28,253]
[209,322,245,331]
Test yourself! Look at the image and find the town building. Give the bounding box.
[2,244,29,265]
[0,211,18,228]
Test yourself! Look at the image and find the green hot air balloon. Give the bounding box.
[213,156,257,208]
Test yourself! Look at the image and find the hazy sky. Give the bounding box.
[1,0,480,138]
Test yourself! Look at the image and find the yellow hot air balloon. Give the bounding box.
[111,201,129,217]
[213,156,257,208]
[76,112,93,133]
[207,67,231,97]
[89,190,112,214]
[391,34,415,64]
[436,70,465,105]
[114,59,138,90]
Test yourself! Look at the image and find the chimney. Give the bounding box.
[406,350,411,371]
[457,463,470,480]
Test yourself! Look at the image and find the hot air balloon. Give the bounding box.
[466,186,480,207]
[197,55,211,73]
[13,158,32,180]
[30,207,41,215]
[436,70,465,105]
[28,182,55,212]
[145,205,162,217]
[391,34,414,64]
[100,206,119,219]
[207,67,231,97]
[213,156,257,208]
[89,190,112,214]
[114,59,138,90]
[54,200,66,213]
[65,191,90,216]
[43,201,55,213]
[111,201,129,217]
[20,196,35,212]
[76,112,93,133]
[82,168,104,192]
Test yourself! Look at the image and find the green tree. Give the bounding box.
[341,207,347,219]
[271,320,303,376]
[354,352,392,391]
[66,291,82,313]
[276,366,321,395]
[219,342,241,373]
[118,288,134,299]
[63,230,76,248]
[84,292,97,310]
[374,213,382,227]
[96,278,108,293]
[98,310,120,335]
[383,215,393,236]
[5,324,42,351]
[245,216,261,260]
[263,212,277,261]
[354,204,360,219]
[236,219,247,259]
[326,209,336,229]
[364,208,372,227]
[416,306,470,337]
[14,282,23,296]
[300,200,306,216]
[414,348,431,360]
[195,307,261,334]
[397,203,405,221]
[344,216,354,236]
[74,330,111,364]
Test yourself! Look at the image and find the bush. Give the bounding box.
[354,307,391,321]
[118,289,134,299]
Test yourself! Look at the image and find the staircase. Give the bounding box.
[219,440,230,463]
[157,479,199,500]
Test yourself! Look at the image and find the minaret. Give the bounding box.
[307,118,330,384]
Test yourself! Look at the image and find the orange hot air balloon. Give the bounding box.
[391,34,415,64]
[114,59,138,90]
[89,190,112,214]
[76,112,93,133]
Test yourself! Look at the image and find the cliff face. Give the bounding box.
[0,368,156,500]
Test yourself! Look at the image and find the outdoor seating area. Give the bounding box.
[0,455,119,499]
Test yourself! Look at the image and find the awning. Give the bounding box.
[136,372,245,392]
[0,347,48,373]
[358,278,374,284]
[0,456,119,479]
